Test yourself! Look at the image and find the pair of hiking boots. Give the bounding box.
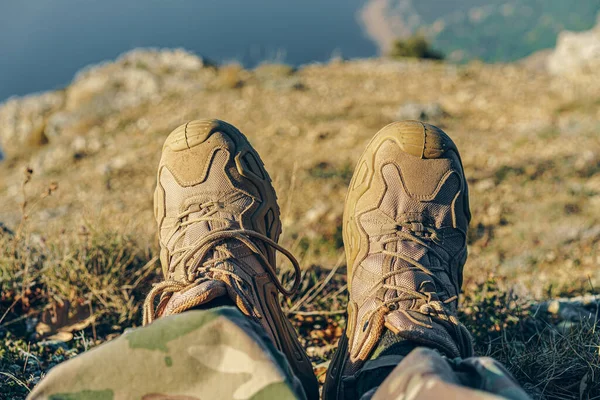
[143,119,474,399]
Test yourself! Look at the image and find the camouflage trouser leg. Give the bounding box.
[28,307,306,400]
[369,348,531,400]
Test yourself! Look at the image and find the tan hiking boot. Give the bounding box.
[324,121,474,399]
[143,119,318,399]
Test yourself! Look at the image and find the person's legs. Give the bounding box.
[29,119,318,400]
[29,307,304,400]
[364,348,530,400]
[324,121,530,400]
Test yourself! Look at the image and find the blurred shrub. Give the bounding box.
[389,36,444,60]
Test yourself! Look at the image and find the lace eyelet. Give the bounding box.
[388,304,397,311]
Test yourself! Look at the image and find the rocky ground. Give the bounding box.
[1,25,599,399]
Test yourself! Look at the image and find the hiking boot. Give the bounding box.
[144,119,319,400]
[324,121,474,400]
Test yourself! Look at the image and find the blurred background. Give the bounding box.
[2,0,600,101]
[1,2,600,399]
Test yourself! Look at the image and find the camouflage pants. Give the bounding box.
[29,307,530,400]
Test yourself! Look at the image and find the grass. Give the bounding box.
[1,227,599,399]
[0,229,158,399]
[461,280,600,399]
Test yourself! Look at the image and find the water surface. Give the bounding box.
[0,0,376,101]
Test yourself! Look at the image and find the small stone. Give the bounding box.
[71,136,87,153]
[556,320,576,334]
[475,179,495,192]
[547,300,560,314]
[396,102,446,121]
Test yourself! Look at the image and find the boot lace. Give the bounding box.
[143,196,301,325]
[361,221,459,329]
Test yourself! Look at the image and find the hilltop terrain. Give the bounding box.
[1,25,600,399]
[360,0,600,62]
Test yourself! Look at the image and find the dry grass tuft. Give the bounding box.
[461,280,600,399]
[0,230,159,399]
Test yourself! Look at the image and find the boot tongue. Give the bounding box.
[383,239,434,307]
[382,269,464,358]
[160,247,269,318]
[383,266,437,328]
[161,241,268,318]
[161,279,229,317]
[160,194,264,316]
[377,250,465,358]
[166,195,252,281]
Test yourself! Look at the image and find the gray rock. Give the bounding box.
[519,49,552,72]
[0,49,207,158]
[547,18,600,76]
[30,145,71,173]
[0,91,65,154]
[67,68,160,111]
[118,48,205,73]
[63,49,207,123]
[67,48,205,107]
[44,111,77,141]
[536,296,599,324]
